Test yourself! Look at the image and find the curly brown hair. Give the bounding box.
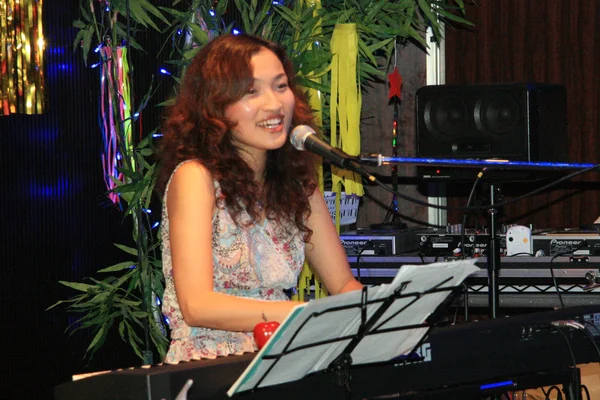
[157,34,320,241]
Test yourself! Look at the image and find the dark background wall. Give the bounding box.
[3,1,600,399]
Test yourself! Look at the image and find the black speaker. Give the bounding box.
[416,83,568,161]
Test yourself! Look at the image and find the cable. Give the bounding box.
[549,264,565,309]
[549,241,588,309]
[368,163,600,212]
[542,385,563,400]
[459,168,486,259]
[582,384,591,400]
[552,325,578,370]
[355,242,372,283]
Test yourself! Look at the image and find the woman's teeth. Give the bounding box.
[257,118,282,128]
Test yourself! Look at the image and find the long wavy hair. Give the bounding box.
[157,34,320,241]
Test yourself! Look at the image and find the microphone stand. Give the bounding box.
[355,155,597,318]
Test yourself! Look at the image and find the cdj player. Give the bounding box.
[340,228,427,256]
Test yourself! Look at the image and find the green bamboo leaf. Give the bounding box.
[114,243,139,256]
[158,6,187,18]
[97,261,136,273]
[118,320,126,340]
[114,24,145,52]
[216,0,229,16]
[359,62,384,76]
[138,148,154,157]
[73,19,87,29]
[182,46,202,61]
[434,7,474,25]
[273,4,299,29]
[116,166,143,181]
[357,37,378,67]
[296,76,330,93]
[85,324,107,356]
[367,38,394,54]
[126,0,158,30]
[59,281,98,292]
[81,25,94,65]
[46,297,82,310]
[187,23,209,46]
[72,29,86,53]
[138,0,171,26]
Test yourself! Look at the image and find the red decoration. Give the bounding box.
[387,66,403,100]
[253,321,281,349]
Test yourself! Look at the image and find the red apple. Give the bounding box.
[253,321,280,350]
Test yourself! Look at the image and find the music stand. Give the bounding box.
[227,260,478,398]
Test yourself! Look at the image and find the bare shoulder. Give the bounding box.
[167,160,215,206]
[172,160,212,181]
[170,160,213,188]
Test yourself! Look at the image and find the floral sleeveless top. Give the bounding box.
[161,161,305,364]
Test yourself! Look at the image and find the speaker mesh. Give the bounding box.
[416,83,567,161]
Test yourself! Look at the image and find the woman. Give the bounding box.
[157,33,362,364]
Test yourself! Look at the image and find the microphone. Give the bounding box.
[290,125,365,173]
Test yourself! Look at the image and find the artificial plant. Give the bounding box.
[52,0,471,363]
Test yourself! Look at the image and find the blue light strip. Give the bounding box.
[480,380,514,390]
[374,156,597,170]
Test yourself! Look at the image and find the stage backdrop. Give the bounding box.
[0,0,170,397]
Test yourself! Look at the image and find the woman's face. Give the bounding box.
[225,48,296,163]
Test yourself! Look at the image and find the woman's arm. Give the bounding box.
[304,188,363,295]
[167,161,301,332]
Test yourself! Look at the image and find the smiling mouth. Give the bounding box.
[256,118,283,129]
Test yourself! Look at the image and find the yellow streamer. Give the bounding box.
[0,0,45,115]
[330,24,363,198]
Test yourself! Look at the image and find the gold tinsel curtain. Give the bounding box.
[0,0,45,115]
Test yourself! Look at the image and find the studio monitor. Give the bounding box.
[416,83,568,161]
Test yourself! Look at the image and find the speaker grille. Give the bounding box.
[416,83,567,161]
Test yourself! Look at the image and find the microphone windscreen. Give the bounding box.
[290,125,315,151]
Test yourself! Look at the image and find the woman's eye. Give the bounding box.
[277,83,289,90]
[247,88,257,95]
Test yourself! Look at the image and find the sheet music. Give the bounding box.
[227,259,478,396]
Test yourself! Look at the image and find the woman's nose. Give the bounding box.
[263,89,283,110]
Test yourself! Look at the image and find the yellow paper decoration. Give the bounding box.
[0,0,45,115]
[330,23,363,198]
